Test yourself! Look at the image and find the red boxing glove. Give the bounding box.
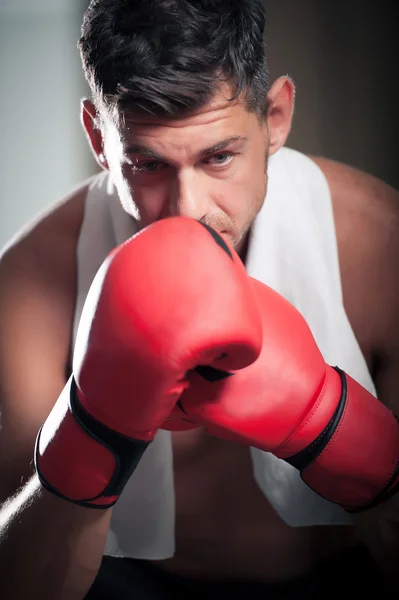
[174,278,399,511]
[35,218,262,508]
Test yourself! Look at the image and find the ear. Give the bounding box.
[80,98,109,170]
[266,76,295,156]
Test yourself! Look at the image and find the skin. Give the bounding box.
[0,75,398,589]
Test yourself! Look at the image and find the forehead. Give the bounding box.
[115,86,262,146]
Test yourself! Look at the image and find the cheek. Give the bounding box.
[125,174,167,223]
[213,160,266,220]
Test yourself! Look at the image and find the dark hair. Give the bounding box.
[78,0,270,121]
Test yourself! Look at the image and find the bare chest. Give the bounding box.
[152,428,358,581]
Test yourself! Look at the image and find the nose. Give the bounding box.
[165,170,211,220]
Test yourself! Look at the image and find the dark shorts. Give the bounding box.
[84,545,387,599]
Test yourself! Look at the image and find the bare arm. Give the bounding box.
[312,156,399,576]
[0,475,111,600]
[353,365,399,577]
[0,183,111,599]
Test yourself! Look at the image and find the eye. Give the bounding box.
[134,161,165,173]
[205,152,234,167]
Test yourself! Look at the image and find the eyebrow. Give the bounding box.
[125,136,247,161]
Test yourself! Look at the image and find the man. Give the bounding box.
[0,1,398,598]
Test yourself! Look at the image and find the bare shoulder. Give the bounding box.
[310,155,399,224]
[0,179,89,313]
[310,157,399,272]
[0,180,90,500]
[1,177,90,256]
[310,156,399,409]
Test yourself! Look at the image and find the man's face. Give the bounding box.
[100,85,270,253]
